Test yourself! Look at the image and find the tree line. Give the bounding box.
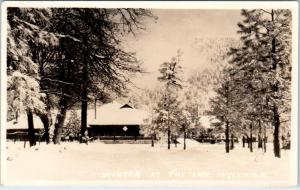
[209,9,291,158]
[135,9,291,157]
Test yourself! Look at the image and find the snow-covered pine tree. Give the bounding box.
[178,84,204,150]
[156,50,183,149]
[137,88,164,147]
[228,9,292,157]
[63,110,81,141]
[152,92,182,148]
[49,9,156,144]
[7,72,46,146]
[208,68,241,153]
[25,9,60,144]
[7,8,57,146]
[186,38,241,142]
[179,109,195,150]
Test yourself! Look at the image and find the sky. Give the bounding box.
[125,9,242,89]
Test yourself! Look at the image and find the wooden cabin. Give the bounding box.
[87,102,149,140]
[7,114,44,142]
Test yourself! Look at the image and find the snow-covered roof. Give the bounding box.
[199,115,219,129]
[7,114,44,130]
[88,101,149,126]
[6,102,149,130]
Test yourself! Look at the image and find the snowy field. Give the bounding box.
[4,139,294,187]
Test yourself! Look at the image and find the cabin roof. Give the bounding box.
[120,104,133,109]
[88,101,149,126]
[7,101,149,130]
[7,114,44,130]
[199,115,220,129]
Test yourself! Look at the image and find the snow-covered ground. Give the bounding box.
[4,139,295,187]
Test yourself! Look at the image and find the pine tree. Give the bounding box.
[156,50,183,149]
[48,9,155,144]
[7,72,46,146]
[7,8,57,146]
[152,92,182,148]
[63,110,81,141]
[179,109,195,150]
[137,88,164,147]
[186,38,240,141]
[228,9,292,157]
[208,68,241,153]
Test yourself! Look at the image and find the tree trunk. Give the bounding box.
[39,113,51,144]
[38,61,52,144]
[258,135,263,148]
[174,135,177,148]
[167,128,171,150]
[242,136,245,148]
[94,98,97,120]
[270,9,281,158]
[16,111,19,122]
[184,128,186,150]
[225,121,230,153]
[230,134,234,150]
[53,99,67,144]
[263,126,267,152]
[151,133,154,147]
[263,136,267,153]
[37,91,52,143]
[273,105,281,158]
[247,136,250,148]
[80,58,88,142]
[27,110,36,147]
[249,124,253,152]
[258,119,262,149]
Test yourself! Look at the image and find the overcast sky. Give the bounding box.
[125,9,242,89]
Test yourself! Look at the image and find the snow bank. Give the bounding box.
[176,138,200,148]
[5,142,293,187]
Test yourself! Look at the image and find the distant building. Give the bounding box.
[6,101,150,142]
[199,115,219,130]
[7,114,44,141]
[88,101,149,140]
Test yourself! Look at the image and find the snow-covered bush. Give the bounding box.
[62,110,80,140]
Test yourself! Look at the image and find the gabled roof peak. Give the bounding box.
[120,104,133,109]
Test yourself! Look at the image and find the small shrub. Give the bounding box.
[63,110,81,141]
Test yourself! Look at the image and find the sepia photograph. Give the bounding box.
[0,1,298,187]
